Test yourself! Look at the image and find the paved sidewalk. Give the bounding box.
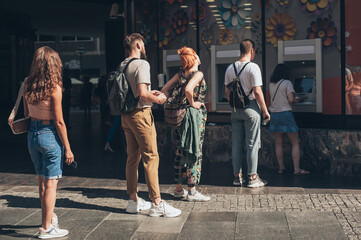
[1,172,361,240]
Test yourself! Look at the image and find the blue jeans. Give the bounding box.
[106,115,121,143]
[231,100,261,175]
[28,120,63,179]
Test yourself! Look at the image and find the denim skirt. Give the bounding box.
[269,111,298,133]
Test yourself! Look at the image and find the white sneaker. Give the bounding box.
[148,200,181,218]
[38,224,69,239]
[173,188,188,198]
[51,214,58,228]
[125,198,151,213]
[104,142,114,152]
[186,191,211,202]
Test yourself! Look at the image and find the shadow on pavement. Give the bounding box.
[0,195,125,213]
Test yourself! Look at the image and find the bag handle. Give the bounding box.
[232,62,252,97]
[9,79,27,121]
[271,79,285,102]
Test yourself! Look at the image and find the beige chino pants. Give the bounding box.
[121,108,160,199]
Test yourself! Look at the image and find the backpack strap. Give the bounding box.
[271,79,285,102]
[232,62,252,97]
[120,58,139,73]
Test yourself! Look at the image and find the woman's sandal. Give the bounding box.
[294,169,310,175]
[278,169,286,174]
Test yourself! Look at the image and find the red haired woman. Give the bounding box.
[11,46,73,238]
[161,46,210,201]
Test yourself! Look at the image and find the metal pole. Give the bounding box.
[261,0,266,94]
[156,0,160,73]
[196,0,200,55]
[340,0,346,125]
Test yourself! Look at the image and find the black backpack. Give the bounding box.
[226,62,251,111]
[106,58,139,115]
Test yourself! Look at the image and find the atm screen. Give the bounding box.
[294,77,314,93]
[167,66,182,82]
[217,64,230,102]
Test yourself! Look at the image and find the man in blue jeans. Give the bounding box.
[224,39,270,188]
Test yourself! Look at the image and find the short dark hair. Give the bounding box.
[270,64,291,83]
[124,33,144,56]
[240,39,255,55]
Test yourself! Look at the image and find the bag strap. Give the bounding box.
[271,79,285,102]
[120,57,138,73]
[120,58,140,97]
[9,79,27,121]
[232,62,252,97]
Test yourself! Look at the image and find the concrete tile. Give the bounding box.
[304,188,340,194]
[236,212,287,226]
[178,221,235,240]
[6,185,39,193]
[337,189,361,194]
[58,209,109,233]
[105,212,147,221]
[351,212,361,223]
[131,232,178,240]
[136,213,189,233]
[0,208,41,239]
[86,220,143,240]
[266,187,305,194]
[286,212,338,224]
[286,212,347,240]
[202,186,236,195]
[237,187,269,195]
[188,212,236,222]
[236,225,291,238]
[289,225,347,240]
[0,208,38,225]
[0,185,15,192]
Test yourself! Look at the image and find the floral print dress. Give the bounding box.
[173,70,207,187]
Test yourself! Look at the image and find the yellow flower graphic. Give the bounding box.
[277,0,289,6]
[154,20,171,48]
[299,0,332,15]
[218,29,233,45]
[266,12,296,47]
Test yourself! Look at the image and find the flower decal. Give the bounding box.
[140,24,152,46]
[277,0,289,6]
[307,18,337,48]
[266,12,296,47]
[219,0,251,30]
[192,1,209,25]
[218,29,233,45]
[172,9,188,35]
[201,29,213,45]
[299,0,334,15]
[154,20,171,48]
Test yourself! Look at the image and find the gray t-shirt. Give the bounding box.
[269,79,295,112]
[121,58,152,108]
[224,61,263,100]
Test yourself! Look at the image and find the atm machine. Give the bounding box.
[210,44,241,112]
[162,49,182,86]
[278,39,322,113]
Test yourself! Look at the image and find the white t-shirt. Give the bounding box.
[269,79,295,112]
[224,61,263,100]
[121,58,152,108]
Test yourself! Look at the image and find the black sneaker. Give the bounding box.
[247,175,267,188]
[233,176,245,186]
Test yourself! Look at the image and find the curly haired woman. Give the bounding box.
[13,46,73,238]
[161,46,210,202]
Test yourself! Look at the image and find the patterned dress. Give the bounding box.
[173,70,207,187]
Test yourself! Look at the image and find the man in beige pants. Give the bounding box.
[121,33,181,217]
